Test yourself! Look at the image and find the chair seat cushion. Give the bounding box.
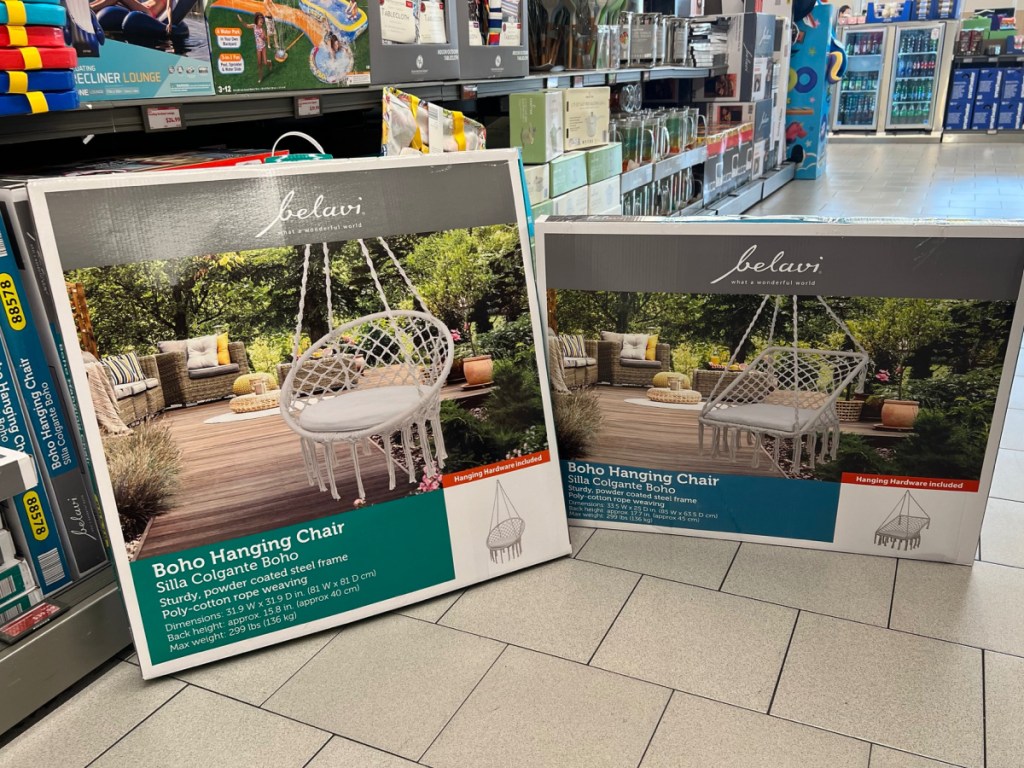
[619,358,661,369]
[188,363,240,380]
[563,356,597,368]
[113,381,148,399]
[297,385,423,433]
[703,403,821,433]
[143,377,160,391]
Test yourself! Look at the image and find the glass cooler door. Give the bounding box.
[832,27,888,131]
[885,24,945,130]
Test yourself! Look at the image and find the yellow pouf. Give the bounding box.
[651,372,691,390]
[229,391,281,413]
[232,372,279,396]
[646,387,702,404]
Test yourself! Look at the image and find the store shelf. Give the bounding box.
[953,54,1024,65]
[653,146,708,181]
[0,65,724,145]
[942,130,1024,142]
[692,163,795,216]
[761,161,796,197]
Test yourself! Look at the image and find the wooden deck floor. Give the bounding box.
[584,386,784,478]
[136,398,433,561]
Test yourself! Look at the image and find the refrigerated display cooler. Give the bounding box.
[830,21,958,136]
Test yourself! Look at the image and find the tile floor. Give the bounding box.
[4,142,1024,768]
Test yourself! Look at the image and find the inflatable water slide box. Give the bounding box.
[62,0,214,101]
[205,0,370,95]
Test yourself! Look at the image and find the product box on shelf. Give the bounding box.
[64,0,213,101]
[366,0,459,83]
[523,163,549,204]
[1002,68,1023,100]
[975,68,1004,104]
[996,100,1023,130]
[551,185,590,215]
[453,0,528,78]
[510,90,564,164]
[770,16,791,170]
[785,3,834,179]
[944,101,973,130]
[587,176,621,213]
[0,587,41,625]
[549,151,588,197]
[950,70,978,102]
[930,0,962,20]
[584,143,623,184]
[537,216,1024,566]
[0,529,15,562]
[530,198,554,220]
[0,558,34,598]
[206,0,370,94]
[709,98,773,144]
[26,150,570,679]
[971,102,997,129]
[694,12,775,104]
[563,87,611,151]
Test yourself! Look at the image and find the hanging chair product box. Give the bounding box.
[536,216,1024,566]
[24,150,569,679]
[68,0,214,101]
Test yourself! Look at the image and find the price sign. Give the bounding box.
[295,96,321,118]
[144,105,184,132]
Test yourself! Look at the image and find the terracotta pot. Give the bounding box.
[463,355,493,386]
[881,399,919,429]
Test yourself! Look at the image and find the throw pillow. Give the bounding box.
[600,331,624,347]
[102,352,145,385]
[620,333,649,360]
[645,334,659,361]
[217,333,230,365]
[186,335,219,370]
[558,333,587,359]
[157,339,188,356]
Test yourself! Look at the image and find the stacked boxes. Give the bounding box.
[946,67,1023,131]
[694,12,775,104]
[0,1,79,115]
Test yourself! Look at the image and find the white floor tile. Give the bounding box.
[398,591,462,623]
[998,408,1024,450]
[306,737,420,767]
[576,529,739,589]
[263,616,504,760]
[890,560,1024,657]
[568,525,596,556]
[721,543,896,627]
[869,747,960,767]
[0,663,183,768]
[640,692,869,768]
[981,498,1024,569]
[591,576,796,712]
[772,613,983,768]
[90,685,329,768]
[990,449,1024,502]
[422,646,669,768]
[985,651,1024,768]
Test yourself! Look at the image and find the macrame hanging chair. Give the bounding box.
[875,491,931,550]
[698,295,870,476]
[279,237,454,501]
[487,480,525,563]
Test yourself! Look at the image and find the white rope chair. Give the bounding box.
[698,295,870,476]
[279,238,454,500]
[487,480,525,563]
[875,491,930,550]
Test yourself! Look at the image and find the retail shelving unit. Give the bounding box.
[941,54,1024,142]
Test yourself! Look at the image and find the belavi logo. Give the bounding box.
[257,190,364,238]
[495,55,502,67]
[711,245,823,285]
[416,55,424,69]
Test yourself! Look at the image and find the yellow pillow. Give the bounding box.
[645,335,659,361]
[217,333,230,365]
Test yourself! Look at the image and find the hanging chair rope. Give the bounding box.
[815,295,869,391]
[323,243,333,334]
[292,244,314,362]
[377,237,431,314]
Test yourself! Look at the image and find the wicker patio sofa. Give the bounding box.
[86,352,165,425]
[155,341,250,407]
[594,339,671,387]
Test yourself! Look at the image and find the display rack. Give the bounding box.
[940,54,1024,142]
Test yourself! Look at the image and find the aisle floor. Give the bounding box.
[5,142,1024,768]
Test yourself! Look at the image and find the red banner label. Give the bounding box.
[442,450,550,488]
[841,473,979,493]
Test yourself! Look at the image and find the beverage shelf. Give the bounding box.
[898,50,938,56]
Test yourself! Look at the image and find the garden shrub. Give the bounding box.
[553,389,604,460]
[486,360,545,436]
[814,435,890,482]
[478,315,535,364]
[103,423,183,542]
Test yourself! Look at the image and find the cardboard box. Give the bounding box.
[0,559,34,598]
[531,199,555,220]
[695,13,776,103]
[1002,69,1023,101]
[365,0,459,84]
[944,101,973,130]
[453,0,528,79]
[950,71,978,102]
[70,6,214,101]
[997,101,1023,130]
[975,69,1004,103]
[0,587,42,625]
[551,185,590,215]
[523,164,550,205]
[971,103,997,130]
[549,151,588,198]
[709,99,773,144]
[0,529,14,563]
[207,0,369,95]
[511,91,564,164]
[587,176,621,214]
[785,4,833,179]
[537,217,1024,567]
[563,87,612,151]
[584,143,623,184]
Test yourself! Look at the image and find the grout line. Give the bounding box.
[416,643,510,763]
[982,650,987,768]
[571,527,597,559]
[84,683,189,768]
[433,590,466,625]
[257,627,342,707]
[300,737,334,768]
[634,689,673,768]
[718,542,742,591]
[585,572,643,666]
[888,559,900,630]
[766,610,800,715]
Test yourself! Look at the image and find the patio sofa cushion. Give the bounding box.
[102,352,145,385]
[619,358,661,369]
[558,334,587,358]
[620,334,649,360]
[113,380,148,399]
[563,356,597,368]
[297,385,422,433]
[186,335,219,370]
[188,363,240,380]
[600,331,624,346]
[157,339,187,355]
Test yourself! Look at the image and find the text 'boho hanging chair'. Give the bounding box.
[698,295,870,476]
[279,237,454,501]
[487,480,525,563]
[876,491,931,551]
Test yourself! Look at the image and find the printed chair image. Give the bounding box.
[699,295,869,476]
[876,491,930,550]
[155,339,250,407]
[280,239,454,501]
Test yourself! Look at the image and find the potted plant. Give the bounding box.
[447,327,467,383]
[876,365,918,428]
[461,320,493,387]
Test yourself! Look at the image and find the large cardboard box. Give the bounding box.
[694,12,775,104]
[511,91,564,164]
[538,217,1024,566]
[25,150,570,678]
[785,4,834,179]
